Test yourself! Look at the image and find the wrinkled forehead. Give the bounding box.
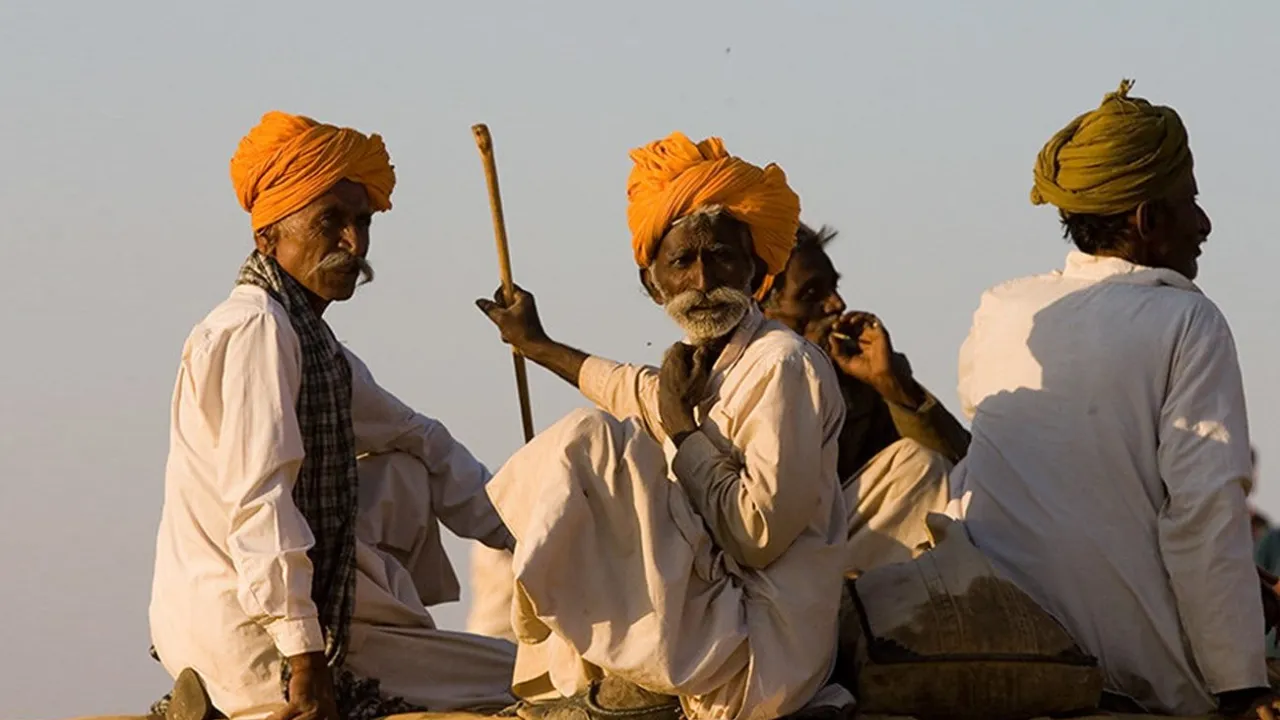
[657,206,751,257]
[316,179,372,214]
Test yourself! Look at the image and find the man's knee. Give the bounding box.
[851,438,952,503]
[882,438,953,478]
[559,407,618,441]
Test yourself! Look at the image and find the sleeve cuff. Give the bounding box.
[578,356,621,407]
[671,430,722,499]
[263,616,326,657]
[886,389,938,415]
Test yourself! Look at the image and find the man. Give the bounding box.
[948,80,1270,716]
[474,132,850,720]
[761,223,969,572]
[149,111,516,720]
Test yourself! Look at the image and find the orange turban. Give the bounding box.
[627,132,800,299]
[230,111,396,231]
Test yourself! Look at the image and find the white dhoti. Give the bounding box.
[154,452,516,719]
[466,545,517,643]
[843,438,953,575]
[471,437,953,650]
[485,408,846,720]
[343,452,516,714]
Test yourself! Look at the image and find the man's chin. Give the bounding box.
[804,316,840,347]
[675,309,747,344]
[327,280,360,302]
[1184,257,1199,281]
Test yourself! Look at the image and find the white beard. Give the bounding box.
[663,287,752,345]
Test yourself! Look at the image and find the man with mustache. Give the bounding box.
[949,81,1274,717]
[762,223,969,574]
[475,133,849,720]
[148,112,517,720]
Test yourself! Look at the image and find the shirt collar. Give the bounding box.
[1060,250,1202,294]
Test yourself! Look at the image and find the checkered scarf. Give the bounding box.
[237,251,358,668]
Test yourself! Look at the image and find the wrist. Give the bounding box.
[516,334,554,359]
[868,372,914,405]
[287,651,326,675]
[666,413,698,441]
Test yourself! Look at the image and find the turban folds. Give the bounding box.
[1031,80,1193,216]
[627,132,800,298]
[230,111,396,231]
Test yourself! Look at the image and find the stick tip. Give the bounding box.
[472,124,492,152]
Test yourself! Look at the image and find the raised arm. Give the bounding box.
[1156,303,1266,700]
[828,312,970,463]
[882,370,972,464]
[476,284,589,387]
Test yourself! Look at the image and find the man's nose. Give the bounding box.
[690,261,712,292]
[1198,205,1212,239]
[342,225,368,256]
[826,290,846,316]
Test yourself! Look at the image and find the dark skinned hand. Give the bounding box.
[267,652,341,720]
[658,341,714,443]
[475,284,548,354]
[826,311,895,385]
[826,311,924,409]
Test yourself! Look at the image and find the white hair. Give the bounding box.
[671,204,726,228]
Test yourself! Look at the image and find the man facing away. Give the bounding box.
[474,132,850,720]
[949,80,1271,716]
[761,222,970,573]
[149,112,516,720]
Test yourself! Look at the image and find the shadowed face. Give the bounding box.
[1136,173,1211,280]
[256,179,375,307]
[641,209,759,344]
[764,244,846,345]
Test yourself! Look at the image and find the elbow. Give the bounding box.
[727,524,789,569]
[736,544,784,570]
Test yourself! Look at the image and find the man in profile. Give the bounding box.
[949,81,1271,716]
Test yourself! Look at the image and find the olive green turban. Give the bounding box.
[1031,79,1193,216]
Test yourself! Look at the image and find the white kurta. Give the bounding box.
[484,308,849,720]
[950,251,1263,715]
[150,285,516,719]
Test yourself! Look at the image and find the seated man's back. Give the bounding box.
[952,81,1264,716]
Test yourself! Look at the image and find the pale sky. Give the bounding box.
[2,2,1279,718]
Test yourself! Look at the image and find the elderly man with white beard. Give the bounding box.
[473,133,850,720]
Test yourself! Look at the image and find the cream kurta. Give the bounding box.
[485,308,849,720]
[150,285,516,719]
[950,251,1263,715]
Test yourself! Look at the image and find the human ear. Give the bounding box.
[640,267,663,304]
[254,227,277,256]
[1134,200,1159,239]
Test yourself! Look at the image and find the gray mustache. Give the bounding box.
[312,251,374,285]
[665,287,750,315]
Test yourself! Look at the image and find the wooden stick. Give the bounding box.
[472,123,536,443]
